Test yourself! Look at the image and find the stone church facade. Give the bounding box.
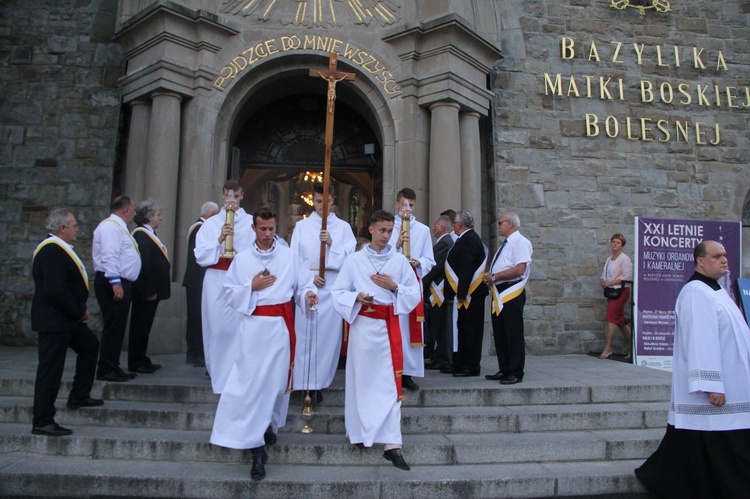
[1,0,748,355]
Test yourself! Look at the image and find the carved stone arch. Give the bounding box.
[211,51,397,198]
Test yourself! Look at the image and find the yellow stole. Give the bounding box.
[100,218,140,254]
[33,237,89,291]
[132,227,170,264]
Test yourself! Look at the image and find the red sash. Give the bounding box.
[408,269,425,347]
[208,258,232,271]
[358,303,405,401]
[252,302,295,392]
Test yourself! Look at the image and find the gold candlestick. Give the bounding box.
[301,391,316,434]
[220,192,238,259]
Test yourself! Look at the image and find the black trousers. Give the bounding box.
[425,301,453,366]
[33,325,99,426]
[94,273,132,374]
[128,297,160,369]
[452,298,485,373]
[490,286,526,377]
[184,285,204,361]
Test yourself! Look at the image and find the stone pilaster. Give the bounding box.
[145,92,182,266]
[428,102,462,221]
[460,111,482,229]
[123,100,150,203]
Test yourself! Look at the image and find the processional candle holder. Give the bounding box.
[301,391,316,434]
[399,199,412,259]
[220,190,238,259]
[300,302,318,434]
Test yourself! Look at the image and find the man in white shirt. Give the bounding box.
[483,212,532,385]
[93,196,142,382]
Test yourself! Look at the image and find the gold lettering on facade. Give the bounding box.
[213,35,401,96]
[584,113,721,145]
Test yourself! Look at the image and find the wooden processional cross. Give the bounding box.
[309,52,356,278]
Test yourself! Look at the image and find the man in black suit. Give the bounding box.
[182,201,219,366]
[444,211,488,377]
[423,214,454,370]
[31,208,103,437]
[128,200,172,373]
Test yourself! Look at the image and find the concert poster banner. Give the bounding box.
[633,217,742,372]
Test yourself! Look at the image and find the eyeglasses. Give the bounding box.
[497,220,510,225]
[452,221,461,226]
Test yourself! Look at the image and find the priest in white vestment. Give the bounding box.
[332,210,420,471]
[636,240,750,498]
[291,185,356,397]
[388,188,435,391]
[210,207,317,481]
[194,180,256,394]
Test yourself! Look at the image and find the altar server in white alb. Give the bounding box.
[291,184,356,399]
[210,207,318,481]
[636,240,750,498]
[388,188,435,391]
[194,179,256,394]
[332,210,420,471]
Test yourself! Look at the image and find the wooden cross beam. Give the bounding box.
[309,52,356,278]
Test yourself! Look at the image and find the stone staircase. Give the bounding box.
[0,348,670,498]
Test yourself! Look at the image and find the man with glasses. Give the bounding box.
[483,213,533,385]
[444,211,488,377]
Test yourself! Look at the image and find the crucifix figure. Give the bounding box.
[308,52,356,279]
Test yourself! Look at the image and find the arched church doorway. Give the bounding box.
[228,76,382,244]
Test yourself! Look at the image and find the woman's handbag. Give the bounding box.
[603,286,623,299]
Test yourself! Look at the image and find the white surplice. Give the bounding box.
[388,215,435,377]
[670,278,750,431]
[210,243,315,450]
[331,245,420,446]
[194,207,256,394]
[291,212,356,390]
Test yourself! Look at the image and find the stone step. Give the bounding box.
[0,422,664,465]
[0,395,668,433]
[0,377,671,407]
[0,454,649,498]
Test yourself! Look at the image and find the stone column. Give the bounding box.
[460,111,482,230]
[145,92,182,269]
[123,100,150,203]
[428,102,461,221]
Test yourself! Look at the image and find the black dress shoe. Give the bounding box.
[485,371,504,380]
[96,371,131,382]
[31,422,73,437]
[439,365,454,374]
[250,449,267,480]
[500,375,523,385]
[144,358,162,370]
[402,376,420,391]
[67,397,104,410]
[117,369,137,379]
[452,369,479,377]
[264,427,277,446]
[425,362,443,370]
[383,449,410,471]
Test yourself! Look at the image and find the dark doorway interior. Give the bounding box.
[233,94,381,242]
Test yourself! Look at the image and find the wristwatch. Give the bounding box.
[392,285,398,294]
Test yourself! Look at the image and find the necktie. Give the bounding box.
[490,239,507,270]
